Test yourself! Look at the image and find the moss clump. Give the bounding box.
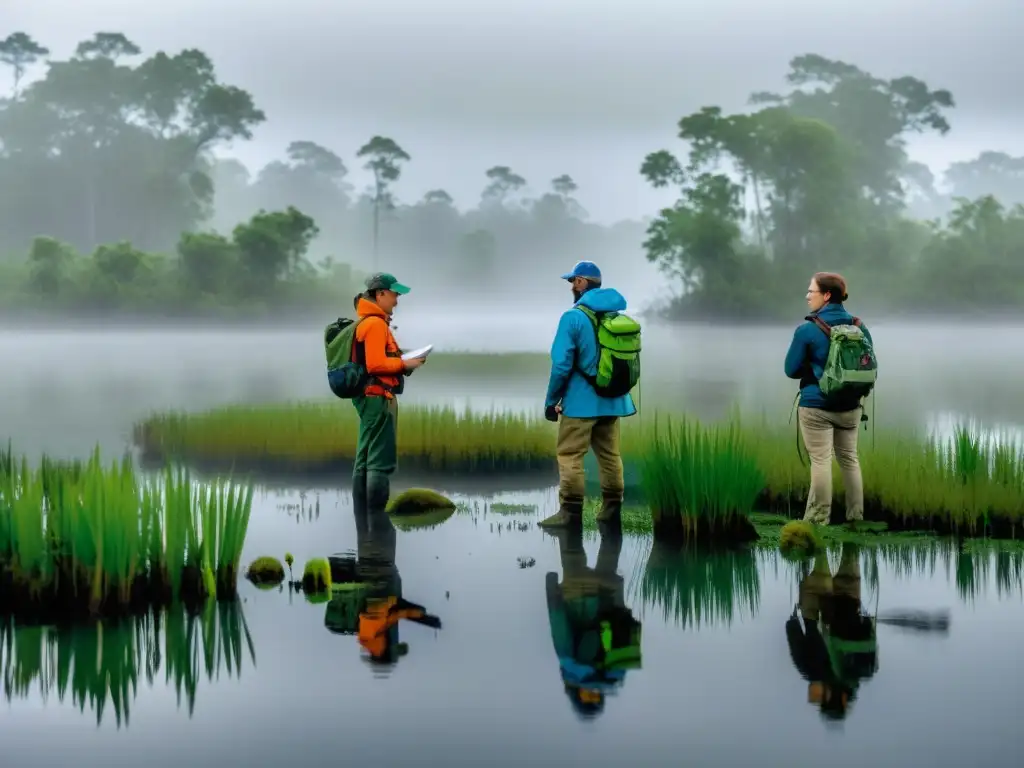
[302,557,331,593]
[386,488,456,516]
[245,556,285,586]
[390,506,456,531]
[779,520,824,559]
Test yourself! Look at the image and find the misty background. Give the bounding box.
[1,0,1023,320]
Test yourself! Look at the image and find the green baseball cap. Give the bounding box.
[365,272,410,295]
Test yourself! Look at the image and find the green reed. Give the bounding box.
[0,447,254,615]
[641,415,763,534]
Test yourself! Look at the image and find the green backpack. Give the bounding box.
[808,315,878,398]
[324,317,369,399]
[576,306,642,398]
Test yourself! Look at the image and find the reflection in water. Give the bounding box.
[0,599,255,727]
[323,491,441,672]
[544,524,643,719]
[632,542,761,630]
[862,542,1024,603]
[786,543,878,722]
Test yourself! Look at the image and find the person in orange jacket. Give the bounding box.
[351,272,426,506]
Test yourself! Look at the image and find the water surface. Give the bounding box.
[2,487,1022,767]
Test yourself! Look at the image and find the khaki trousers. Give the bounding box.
[798,406,864,525]
[556,416,624,504]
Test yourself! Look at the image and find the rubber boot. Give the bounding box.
[595,492,623,523]
[366,471,391,511]
[538,496,583,530]
[352,470,368,508]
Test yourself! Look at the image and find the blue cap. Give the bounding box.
[560,260,601,281]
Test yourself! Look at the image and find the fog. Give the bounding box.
[2,1,1024,457]
[3,0,1024,321]
[2,321,1022,461]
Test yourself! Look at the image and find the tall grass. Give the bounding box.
[0,446,254,617]
[641,415,763,538]
[133,402,1024,530]
[0,599,255,727]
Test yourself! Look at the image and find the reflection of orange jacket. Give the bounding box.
[358,596,425,659]
[354,299,405,398]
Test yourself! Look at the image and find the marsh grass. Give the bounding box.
[641,415,762,543]
[0,598,255,727]
[134,403,1024,533]
[0,446,254,620]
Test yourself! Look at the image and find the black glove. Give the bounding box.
[544,405,559,422]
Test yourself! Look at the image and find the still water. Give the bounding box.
[2,321,1024,460]
[2,487,1022,767]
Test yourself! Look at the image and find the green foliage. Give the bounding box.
[301,558,332,594]
[641,54,1024,317]
[3,207,357,317]
[779,520,825,559]
[641,415,764,532]
[133,401,1024,532]
[0,446,254,615]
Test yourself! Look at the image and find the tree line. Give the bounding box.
[1,33,1022,320]
[640,54,1024,318]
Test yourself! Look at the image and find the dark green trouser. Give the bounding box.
[352,395,397,476]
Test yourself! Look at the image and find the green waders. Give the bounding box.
[352,395,398,508]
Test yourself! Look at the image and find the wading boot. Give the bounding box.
[595,492,623,524]
[366,471,391,511]
[352,470,368,507]
[538,497,583,531]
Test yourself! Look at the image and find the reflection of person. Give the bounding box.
[786,543,878,721]
[545,523,642,719]
[324,489,440,667]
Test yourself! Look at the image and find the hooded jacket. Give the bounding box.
[784,302,874,411]
[544,287,638,419]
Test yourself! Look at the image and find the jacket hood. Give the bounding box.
[576,287,627,313]
[811,303,853,323]
[356,297,391,322]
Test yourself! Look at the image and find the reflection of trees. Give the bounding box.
[630,542,760,629]
[0,599,255,727]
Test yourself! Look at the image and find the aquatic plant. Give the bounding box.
[0,447,254,620]
[245,556,285,586]
[0,598,255,727]
[641,415,762,544]
[385,488,456,516]
[779,521,824,559]
[132,402,1024,536]
[301,558,331,593]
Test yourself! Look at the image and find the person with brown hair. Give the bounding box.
[784,272,875,526]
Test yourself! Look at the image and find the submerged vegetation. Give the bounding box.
[0,446,254,620]
[0,598,255,727]
[136,403,1024,538]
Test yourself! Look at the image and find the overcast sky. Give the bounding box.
[7,0,1023,222]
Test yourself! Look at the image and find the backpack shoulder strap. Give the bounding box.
[806,315,833,339]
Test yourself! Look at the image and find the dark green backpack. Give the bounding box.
[324,317,369,399]
[576,306,642,398]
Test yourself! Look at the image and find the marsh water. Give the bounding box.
[2,319,1024,766]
